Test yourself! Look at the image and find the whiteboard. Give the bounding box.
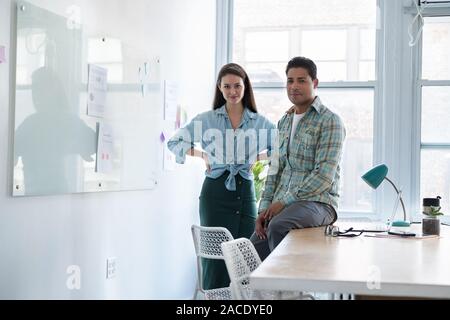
[13,1,161,196]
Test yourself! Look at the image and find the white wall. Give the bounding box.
[0,0,216,299]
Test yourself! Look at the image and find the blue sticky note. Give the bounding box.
[160,132,166,143]
[0,46,6,64]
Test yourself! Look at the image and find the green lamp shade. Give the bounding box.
[362,164,388,189]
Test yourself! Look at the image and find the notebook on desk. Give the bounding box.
[364,233,439,239]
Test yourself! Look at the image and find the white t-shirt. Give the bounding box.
[290,112,305,149]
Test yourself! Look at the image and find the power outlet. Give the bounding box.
[106,257,117,279]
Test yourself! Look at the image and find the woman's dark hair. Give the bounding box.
[285,56,317,80]
[213,63,257,112]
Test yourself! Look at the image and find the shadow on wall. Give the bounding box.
[14,66,96,195]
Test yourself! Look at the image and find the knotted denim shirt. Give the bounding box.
[167,105,276,191]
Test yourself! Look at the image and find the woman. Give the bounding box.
[167,63,276,290]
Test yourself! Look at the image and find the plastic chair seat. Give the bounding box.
[204,287,233,300]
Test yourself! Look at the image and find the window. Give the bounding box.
[419,16,450,215]
[232,0,377,83]
[230,0,378,214]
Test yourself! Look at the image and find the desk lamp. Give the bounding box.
[362,164,410,227]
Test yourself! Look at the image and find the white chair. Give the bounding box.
[191,224,234,300]
[221,238,314,300]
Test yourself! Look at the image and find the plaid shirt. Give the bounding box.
[259,96,346,212]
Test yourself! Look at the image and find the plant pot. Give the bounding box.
[422,217,440,236]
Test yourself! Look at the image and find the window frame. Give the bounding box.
[412,10,450,221]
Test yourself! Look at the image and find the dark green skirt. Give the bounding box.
[199,172,257,290]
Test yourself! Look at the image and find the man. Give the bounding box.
[250,57,346,260]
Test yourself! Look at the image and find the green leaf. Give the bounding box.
[428,206,444,217]
[252,160,269,203]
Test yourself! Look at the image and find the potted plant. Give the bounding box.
[422,206,444,236]
[252,160,269,204]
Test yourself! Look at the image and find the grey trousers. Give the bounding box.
[250,201,337,261]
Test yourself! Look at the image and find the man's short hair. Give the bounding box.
[285,57,317,80]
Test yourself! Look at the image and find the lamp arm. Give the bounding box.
[384,177,407,221]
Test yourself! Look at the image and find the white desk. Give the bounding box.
[250,223,450,299]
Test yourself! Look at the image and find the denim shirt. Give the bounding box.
[167,105,276,191]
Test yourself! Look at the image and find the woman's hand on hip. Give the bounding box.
[201,151,211,173]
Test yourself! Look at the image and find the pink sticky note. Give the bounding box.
[0,46,5,64]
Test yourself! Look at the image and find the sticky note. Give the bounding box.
[160,132,166,143]
[0,46,6,64]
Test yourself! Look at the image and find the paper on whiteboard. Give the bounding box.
[162,121,176,171]
[87,64,108,118]
[95,122,114,173]
[164,80,178,121]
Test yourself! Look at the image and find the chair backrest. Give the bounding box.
[221,238,262,300]
[191,225,234,259]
